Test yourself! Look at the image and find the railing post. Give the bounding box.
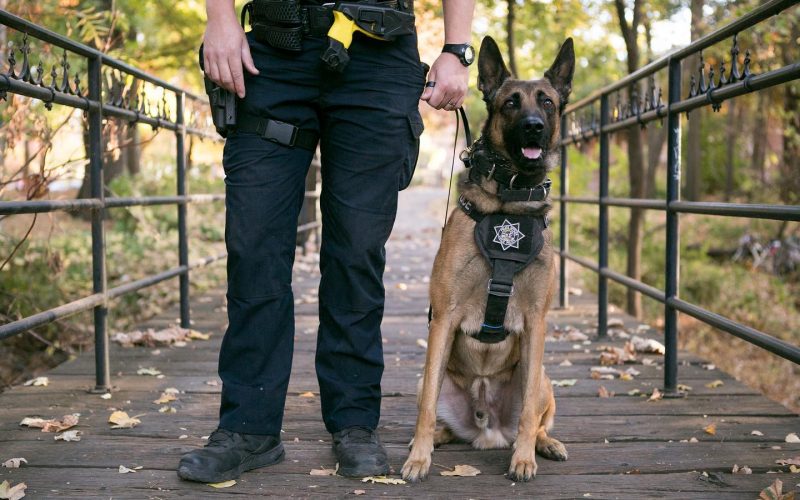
[664,58,682,393]
[89,54,110,392]
[598,95,609,337]
[176,91,190,328]
[558,114,569,309]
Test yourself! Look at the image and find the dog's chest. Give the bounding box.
[449,332,520,377]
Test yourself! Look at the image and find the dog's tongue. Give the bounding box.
[522,147,542,159]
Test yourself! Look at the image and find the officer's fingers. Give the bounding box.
[228,56,246,98]
[429,87,449,109]
[217,61,236,94]
[207,60,221,87]
[421,69,437,101]
[241,39,259,75]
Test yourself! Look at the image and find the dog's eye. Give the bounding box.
[503,99,516,110]
[542,98,555,111]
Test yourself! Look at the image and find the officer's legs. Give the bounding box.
[217,37,320,436]
[316,36,425,434]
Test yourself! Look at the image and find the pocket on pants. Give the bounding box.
[399,110,424,191]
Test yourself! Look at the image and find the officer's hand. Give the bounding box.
[421,53,468,111]
[203,9,259,98]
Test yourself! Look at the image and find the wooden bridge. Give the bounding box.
[1,188,798,499]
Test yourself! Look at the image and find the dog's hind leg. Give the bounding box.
[535,383,568,461]
[434,425,456,447]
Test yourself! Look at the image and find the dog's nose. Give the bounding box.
[522,116,545,133]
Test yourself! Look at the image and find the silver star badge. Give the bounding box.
[493,219,525,251]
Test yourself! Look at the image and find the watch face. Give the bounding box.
[464,45,475,64]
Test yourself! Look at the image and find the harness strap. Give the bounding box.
[236,112,319,151]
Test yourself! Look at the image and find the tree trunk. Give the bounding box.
[506,0,518,76]
[780,22,800,206]
[685,0,704,201]
[0,0,7,170]
[646,124,666,198]
[750,93,768,186]
[126,125,141,176]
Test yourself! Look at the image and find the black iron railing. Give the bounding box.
[0,10,319,390]
[557,0,800,394]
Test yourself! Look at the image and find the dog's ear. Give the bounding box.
[478,36,511,103]
[544,38,575,109]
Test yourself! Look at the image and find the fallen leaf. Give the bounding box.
[775,457,800,466]
[564,331,589,342]
[153,392,177,404]
[100,393,112,400]
[187,330,211,340]
[20,414,79,433]
[559,359,573,367]
[112,326,208,347]
[629,336,666,355]
[205,380,219,386]
[361,476,406,485]
[396,283,408,290]
[54,430,82,442]
[207,480,236,488]
[353,490,366,496]
[119,465,138,473]
[1,458,26,468]
[751,430,765,436]
[299,392,315,398]
[677,384,693,392]
[625,367,641,376]
[705,379,724,389]
[647,388,663,402]
[689,437,699,443]
[108,411,141,429]
[785,433,800,443]
[607,318,624,328]
[310,468,336,476]
[179,435,189,439]
[704,423,717,435]
[551,379,577,387]
[440,464,481,477]
[0,480,26,500]
[627,389,641,396]
[416,339,428,349]
[731,464,752,474]
[759,478,791,500]
[597,386,614,398]
[600,344,637,365]
[619,372,634,381]
[789,464,799,473]
[158,406,177,414]
[642,358,656,366]
[136,367,162,376]
[23,377,49,387]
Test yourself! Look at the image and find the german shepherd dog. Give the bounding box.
[402,36,574,482]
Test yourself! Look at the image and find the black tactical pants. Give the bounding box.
[218,31,425,436]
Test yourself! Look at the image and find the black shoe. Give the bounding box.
[177,428,284,483]
[332,426,390,477]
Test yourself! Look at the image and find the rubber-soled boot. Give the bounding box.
[177,428,284,483]
[332,426,390,477]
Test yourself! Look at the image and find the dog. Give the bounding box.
[401,35,574,482]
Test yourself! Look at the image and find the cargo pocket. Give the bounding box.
[399,111,424,191]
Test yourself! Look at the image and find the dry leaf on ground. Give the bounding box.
[20,414,78,433]
[153,392,177,404]
[627,389,641,396]
[0,480,26,500]
[416,339,428,349]
[704,424,717,435]
[600,344,637,365]
[552,379,577,387]
[353,490,366,496]
[1,458,26,468]
[23,377,48,387]
[207,480,237,488]
[361,476,406,485]
[751,430,765,436]
[705,379,724,389]
[647,388,663,402]
[187,330,211,340]
[310,468,336,476]
[108,411,141,429]
[118,465,143,473]
[629,336,665,355]
[785,433,800,443]
[299,392,315,398]
[559,359,573,367]
[731,464,752,474]
[136,367,162,376]
[100,393,112,400]
[112,326,210,347]
[775,457,800,466]
[54,430,82,442]
[758,478,792,500]
[677,384,692,392]
[440,464,481,477]
[597,386,614,398]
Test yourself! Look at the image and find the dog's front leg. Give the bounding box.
[508,314,547,481]
[402,315,455,482]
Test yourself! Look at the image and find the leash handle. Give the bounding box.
[458,106,472,147]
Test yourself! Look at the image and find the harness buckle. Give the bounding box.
[258,119,298,147]
[487,279,513,297]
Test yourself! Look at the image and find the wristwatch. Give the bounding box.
[442,43,475,67]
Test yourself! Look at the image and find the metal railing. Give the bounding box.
[0,10,320,390]
[557,0,800,394]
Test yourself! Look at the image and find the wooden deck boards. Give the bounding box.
[1,187,798,498]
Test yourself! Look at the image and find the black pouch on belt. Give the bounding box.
[250,0,304,51]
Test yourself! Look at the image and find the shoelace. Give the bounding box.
[208,428,236,446]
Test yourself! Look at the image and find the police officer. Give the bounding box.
[178,0,475,482]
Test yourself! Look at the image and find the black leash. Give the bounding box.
[441,106,473,233]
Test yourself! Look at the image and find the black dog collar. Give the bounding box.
[462,138,552,203]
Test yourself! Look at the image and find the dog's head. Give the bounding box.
[477,36,575,179]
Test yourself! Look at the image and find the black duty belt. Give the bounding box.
[236,112,319,151]
[458,195,548,344]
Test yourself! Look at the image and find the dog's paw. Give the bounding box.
[401,451,432,482]
[536,437,568,461]
[507,447,538,482]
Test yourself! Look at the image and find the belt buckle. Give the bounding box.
[260,119,297,147]
[487,279,513,297]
